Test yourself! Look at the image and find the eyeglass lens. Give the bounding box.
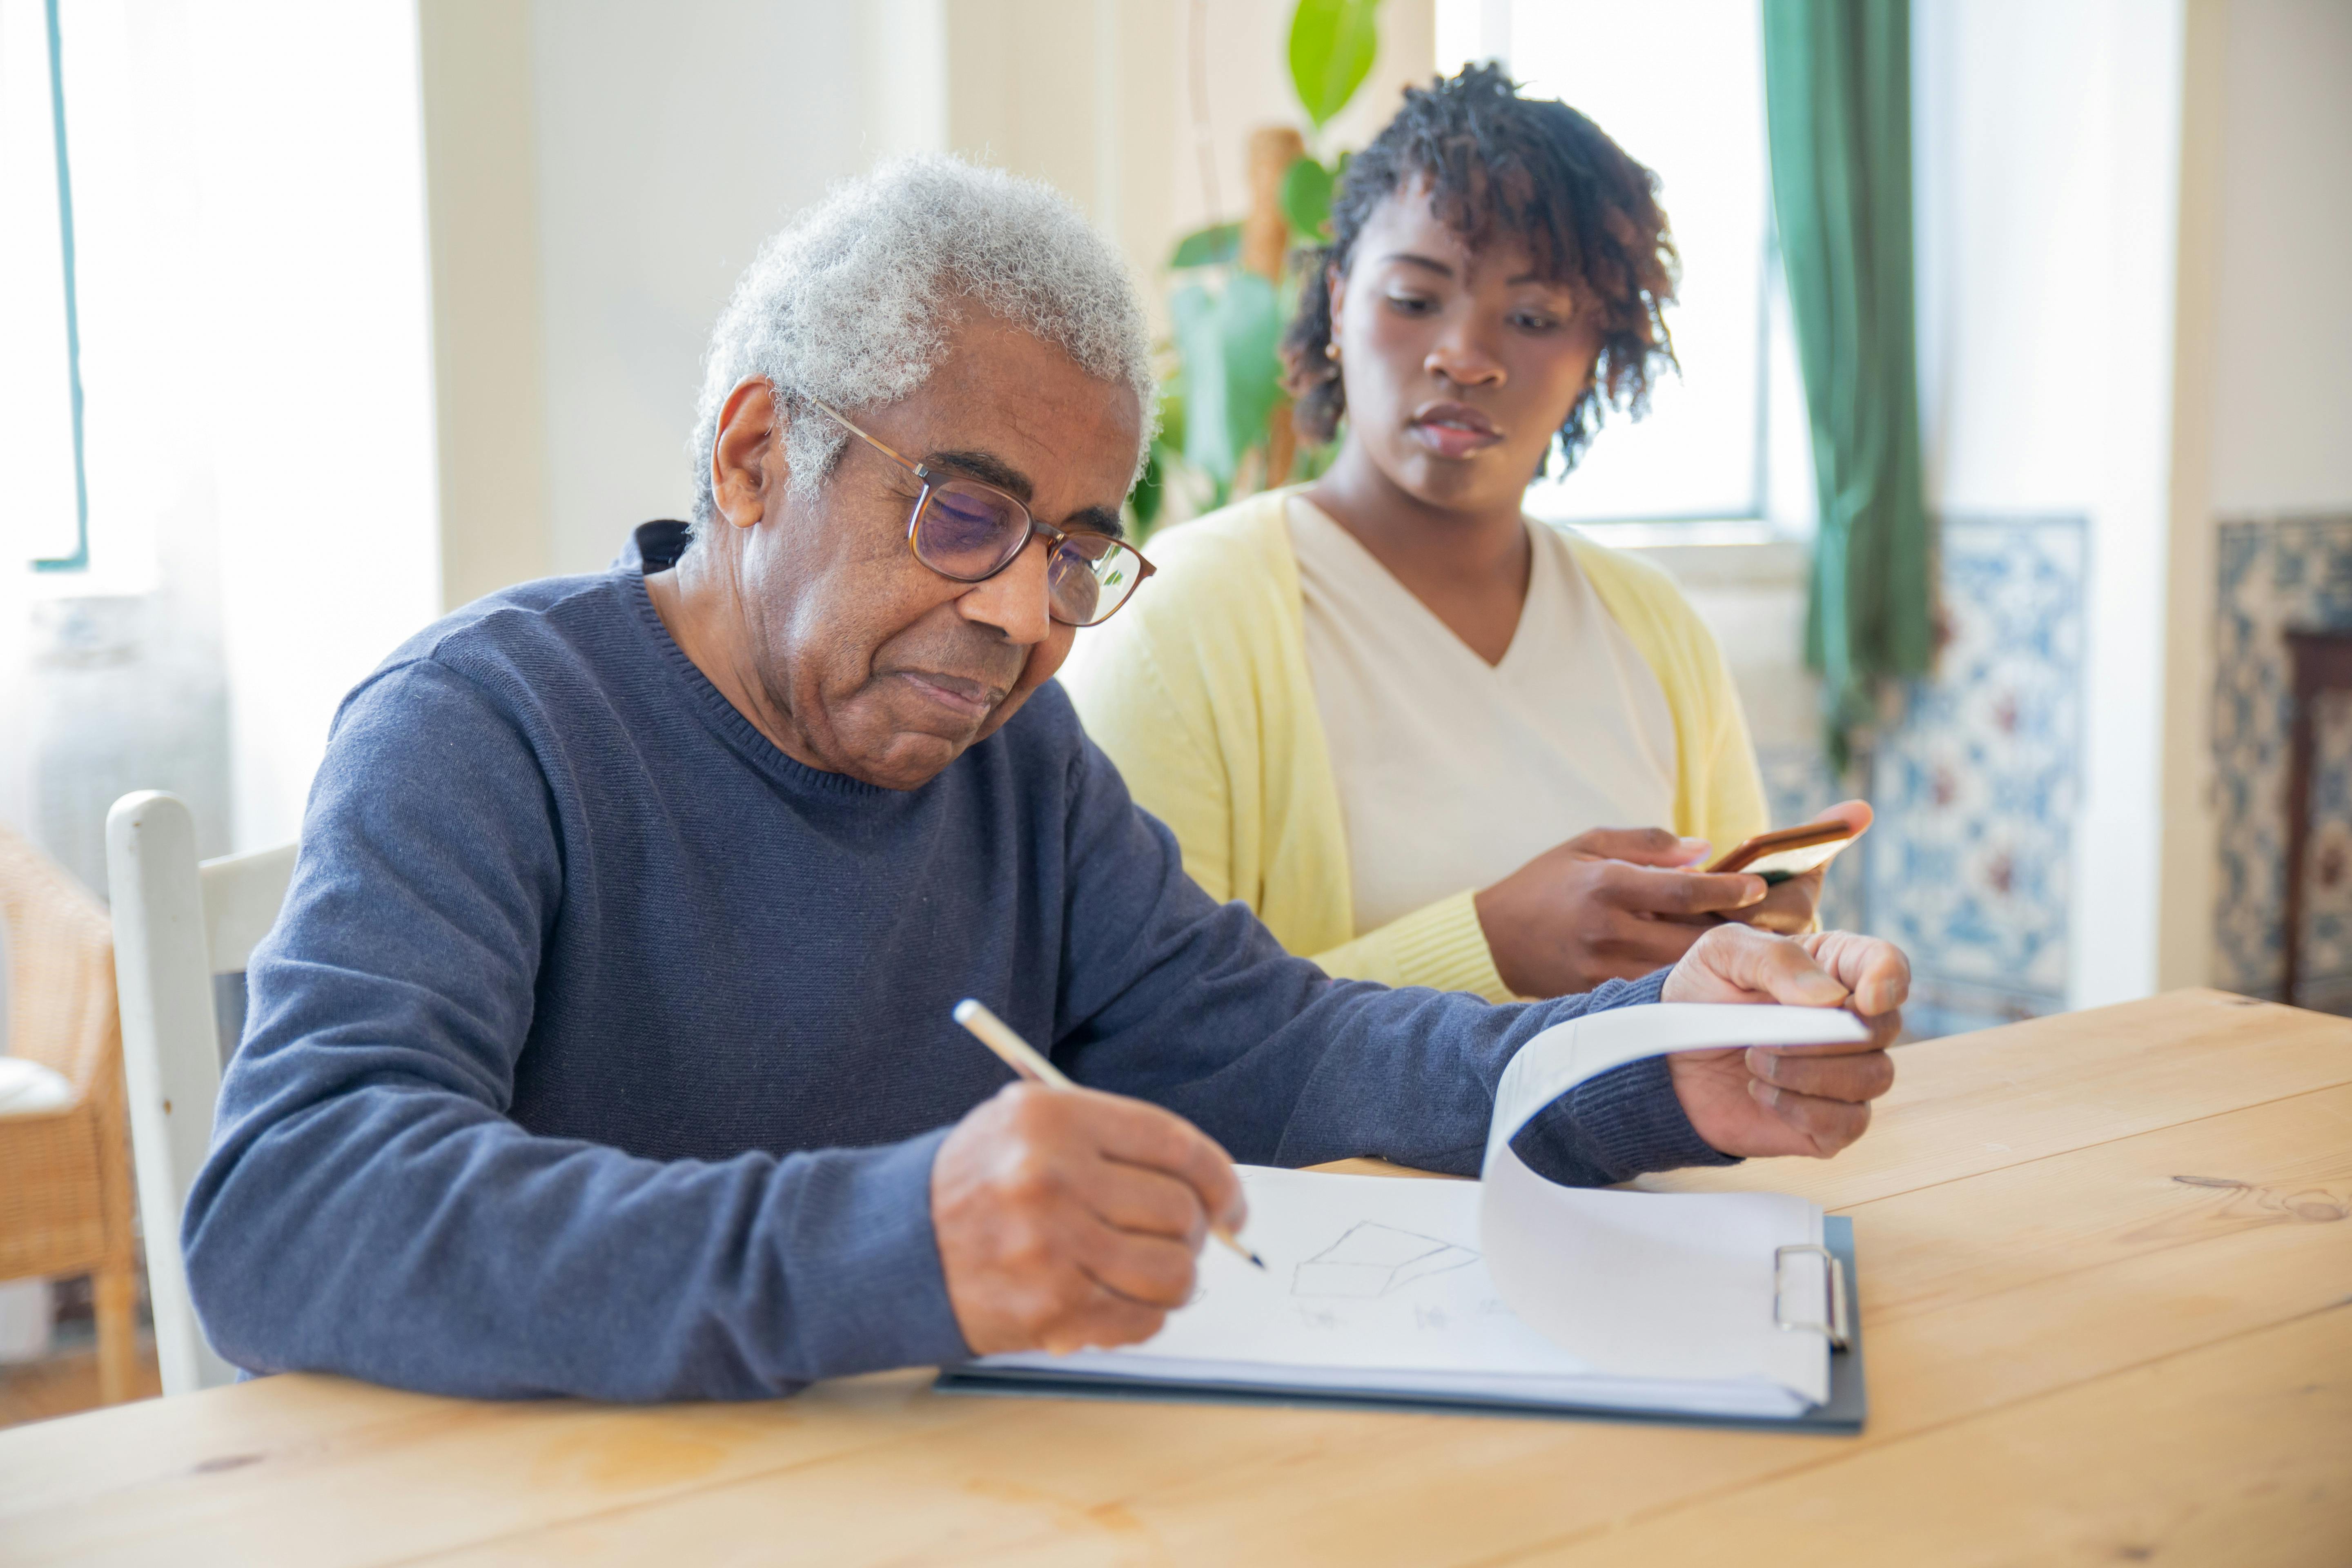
[913,480,1142,627]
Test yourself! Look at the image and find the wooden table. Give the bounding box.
[3,990,2348,1565]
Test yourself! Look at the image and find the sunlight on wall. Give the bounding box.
[190,0,442,849]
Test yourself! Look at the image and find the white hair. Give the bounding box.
[689,156,1156,527]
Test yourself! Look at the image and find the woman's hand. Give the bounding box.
[1659,924,1908,1159]
[1474,828,1768,997]
[1719,801,1873,935]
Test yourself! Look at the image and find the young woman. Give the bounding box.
[1067,65,1864,1001]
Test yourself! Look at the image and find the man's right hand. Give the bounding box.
[1474,827,1769,998]
[931,1080,1247,1356]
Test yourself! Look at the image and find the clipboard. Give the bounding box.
[935,1216,1867,1435]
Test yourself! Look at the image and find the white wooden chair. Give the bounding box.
[105,791,297,1395]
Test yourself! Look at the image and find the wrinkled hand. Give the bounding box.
[1719,801,1873,936]
[1475,828,1769,997]
[931,1081,1246,1356]
[1659,925,1909,1158]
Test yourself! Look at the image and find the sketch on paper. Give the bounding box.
[1290,1222,1479,1299]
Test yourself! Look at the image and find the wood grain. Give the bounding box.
[2,991,2346,1568]
[1635,989,2352,1207]
[1515,1305,2352,1567]
[395,1083,2352,1568]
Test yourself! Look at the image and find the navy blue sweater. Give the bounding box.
[183,557,1725,1401]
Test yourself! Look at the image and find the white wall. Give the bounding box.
[2205,0,2352,517]
[191,0,444,850]
[2166,0,2352,991]
[420,0,552,611]
[1912,0,2194,1008]
[530,0,880,574]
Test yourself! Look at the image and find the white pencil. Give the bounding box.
[952,999,1266,1271]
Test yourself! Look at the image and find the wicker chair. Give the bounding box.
[0,825,138,1404]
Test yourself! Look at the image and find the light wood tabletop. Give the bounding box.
[2,989,2347,1566]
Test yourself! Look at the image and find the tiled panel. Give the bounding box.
[2212,514,2352,1004]
[1866,517,2085,1037]
[1751,518,2084,1040]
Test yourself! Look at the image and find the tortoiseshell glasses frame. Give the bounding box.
[808,399,1156,628]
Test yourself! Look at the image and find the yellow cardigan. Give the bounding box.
[1062,488,1768,1001]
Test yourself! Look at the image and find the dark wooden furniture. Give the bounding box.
[2279,629,2352,1004]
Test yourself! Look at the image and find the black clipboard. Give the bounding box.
[934,1216,1867,1435]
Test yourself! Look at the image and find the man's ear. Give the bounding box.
[712,379,788,529]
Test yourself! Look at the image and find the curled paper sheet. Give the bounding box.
[1480,1004,1870,1404]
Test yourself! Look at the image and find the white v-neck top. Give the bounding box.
[1289,496,1679,935]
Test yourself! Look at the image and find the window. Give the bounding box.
[1436,0,1814,537]
[0,0,86,570]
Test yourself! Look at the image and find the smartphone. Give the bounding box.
[1706,820,1860,884]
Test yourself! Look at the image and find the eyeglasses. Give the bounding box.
[807,399,1156,628]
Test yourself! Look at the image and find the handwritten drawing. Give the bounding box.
[1291,1222,1479,1299]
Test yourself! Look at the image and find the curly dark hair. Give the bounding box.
[1282,63,1678,474]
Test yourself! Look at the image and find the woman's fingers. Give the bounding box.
[1600,860,1767,918]
[1565,826,1714,868]
[1813,798,1874,834]
[1728,872,1821,934]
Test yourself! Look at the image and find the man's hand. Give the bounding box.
[931,1081,1247,1356]
[1659,925,1908,1159]
[1719,800,1873,936]
[1475,828,1769,997]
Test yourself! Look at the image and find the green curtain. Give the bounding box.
[1762,0,1933,769]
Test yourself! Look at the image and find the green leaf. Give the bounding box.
[1155,387,1187,457]
[1287,0,1382,129]
[1130,443,1167,535]
[1280,156,1336,240]
[1168,221,1243,270]
[1168,274,1283,486]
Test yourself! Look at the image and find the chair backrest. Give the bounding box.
[106,791,297,1395]
[0,824,134,1292]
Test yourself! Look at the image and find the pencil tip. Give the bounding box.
[1248,1252,1267,1271]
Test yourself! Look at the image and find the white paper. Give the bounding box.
[979,1003,1869,1417]
[1481,1004,1864,1407]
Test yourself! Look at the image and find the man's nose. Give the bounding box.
[956,533,1054,645]
[1425,314,1506,388]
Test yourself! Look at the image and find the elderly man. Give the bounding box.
[185,158,1905,1401]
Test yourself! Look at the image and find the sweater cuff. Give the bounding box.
[1515,968,1741,1185]
[773,1126,970,1379]
[1373,889,1515,1000]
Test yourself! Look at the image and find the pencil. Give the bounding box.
[951,999,1266,1271]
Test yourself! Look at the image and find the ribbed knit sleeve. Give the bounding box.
[1309,889,1514,1001]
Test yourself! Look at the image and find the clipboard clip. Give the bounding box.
[1773,1243,1851,1351]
